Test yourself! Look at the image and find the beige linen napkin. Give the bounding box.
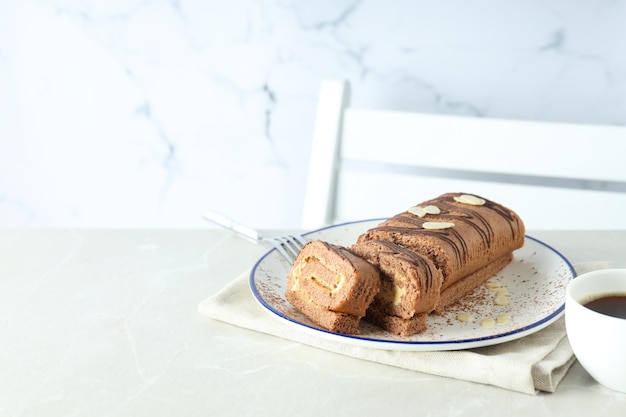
[198,262,609,395]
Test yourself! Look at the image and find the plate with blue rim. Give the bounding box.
[249,219,576,351]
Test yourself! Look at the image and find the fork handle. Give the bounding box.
[201,211,262,241]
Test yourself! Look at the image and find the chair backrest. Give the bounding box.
[302,79,626,230]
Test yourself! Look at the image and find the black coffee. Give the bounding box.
[584,294,626,319]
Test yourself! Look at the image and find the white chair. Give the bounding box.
[302,79,626,230]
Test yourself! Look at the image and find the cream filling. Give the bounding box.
[292,256,346,293]
[311,274,346,292]
[378,280,406,305]
[290,262,304,291]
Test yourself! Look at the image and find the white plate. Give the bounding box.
[249,219,576,351]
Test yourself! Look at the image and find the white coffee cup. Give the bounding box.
[565,268,626,393]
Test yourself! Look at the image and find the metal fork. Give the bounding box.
[201,211,308,264]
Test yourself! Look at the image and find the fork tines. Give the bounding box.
[266,235,307,264]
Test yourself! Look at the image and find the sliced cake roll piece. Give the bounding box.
[349,240,443,336]
[286,240,380,334]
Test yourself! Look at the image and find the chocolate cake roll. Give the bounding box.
[357,192,525,314]
[286,240,380,334]
[285,193,525,337]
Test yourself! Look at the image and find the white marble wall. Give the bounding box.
[1,0,626,229]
